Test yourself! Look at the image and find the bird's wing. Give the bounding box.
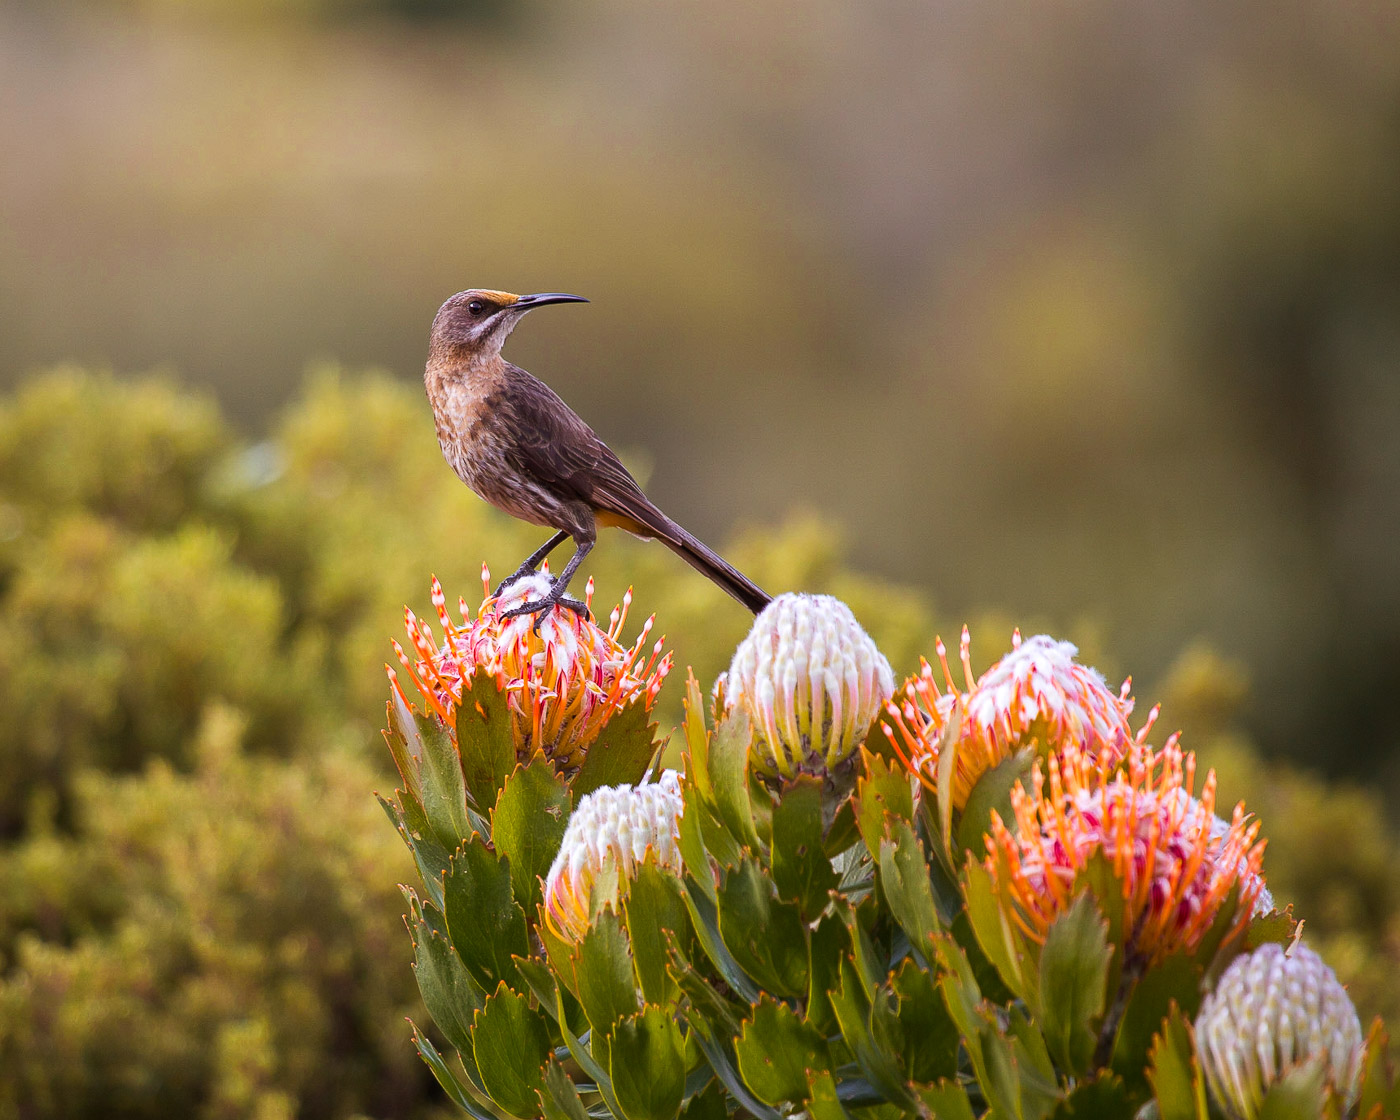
[497,368,671,535]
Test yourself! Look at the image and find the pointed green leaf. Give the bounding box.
[554,985,625,1120]
[772,775,838,917]
[806,912,852,1035]
[935,700,964,857]
[413,706,474,851]
[828,957,918,1111]
[573,700,661,800]
[573,909,640,1034]
[855,752,914,858]
[608,1006,686,1120]
[512,954,561,1023]
[445,833,530,992]
[406,888,485,1057]
[961,855,1028,1000]
[734,996,832,1106]
[891,957,959,1084]
[538,1057,590,1120]
[876,818,941,957]
[380,792,450,912]
[624,858,688,1006]
[716,858,808,997]
[805,1071,851,1120]
[679,1080,726,1120]
[1049,1072,1131,1119]
[1245,905,1298,950]
[491,755,572,915]
[667,937,745,1040]
[688,1030,781,1120]
[1039,891,1112,1077]
[455,671,519,816]
[677,783,720,900]
[411,1020,497,1120]
[912,1080,976,1120]
[1110,954,1202,1098]
[955,746,1035,855]
[1357,1018,1395,1120]
[1257,1060,1329,1120]
[680,876,760,1002]
[472,982,552,1119]
[681,673,714,802]
[709,707,760,852]
[1148,1004,1208,1120]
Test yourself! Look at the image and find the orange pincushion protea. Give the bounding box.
[389,567,671,775]
[985,739,1266,966]
[884,628,1150,812]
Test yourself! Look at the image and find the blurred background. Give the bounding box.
[1,0,1398,1116]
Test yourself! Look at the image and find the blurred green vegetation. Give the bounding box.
[0,369,1394,1117]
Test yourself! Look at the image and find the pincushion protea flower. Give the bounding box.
[718,593,894,780]
[1196,942,1363,1119]
[390,568,671,775]
[885,629,1148,813]
[543,771,685,942]
[986,739,1266,967]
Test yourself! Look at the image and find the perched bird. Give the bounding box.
[424,288,772,623]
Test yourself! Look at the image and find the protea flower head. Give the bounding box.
[717,592,895,780]
[390,568,671,776]
[885,628,1148,813]
[1195,942,1364,1119]
[986,738,1266,967]
[542,771,685,943]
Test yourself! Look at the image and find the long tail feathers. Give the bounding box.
[658,520,771,615]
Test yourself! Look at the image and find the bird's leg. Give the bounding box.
[492,530,570,598]
[502,537,593,631]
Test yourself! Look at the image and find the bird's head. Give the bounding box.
[430,288,588,358]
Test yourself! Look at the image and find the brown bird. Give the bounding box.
[424,288,772,624]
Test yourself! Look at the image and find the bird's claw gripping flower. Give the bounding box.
[986,738,1267,968]
[1195,942,1364,1120]
[543,771,685,943]
[717,593,894,780]
[885,629,1149,812]
[389,569,671,776]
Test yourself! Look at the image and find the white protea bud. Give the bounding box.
[719,593,895,780]
[1196,942,1364,1120]
[542,771,684,943]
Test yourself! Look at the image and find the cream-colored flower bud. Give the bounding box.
[542,771,684,943]
[719,593,894,780]
[1196,942,1363,1120]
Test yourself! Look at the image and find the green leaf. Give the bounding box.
[716,858,808,997]
[512,954,561,1023]
[445,834,530,992]
[1245,905,1298,950]
[1110,954,1202,1098]
[709,707,761,852]
[876,818,941,957]
[1357,1018,1396,1120]
[472,982,552,1119]
[912,1080,975,1120]
[537,1057,590,1120]
[935,700,964,858]
[679,1080,726,1120]
[771,775,839,917]
[380,792,450,912]
[414,706,475,852]
[572,700,660,800]
[572,909,640,1034]
[855,752,914,859]
[960,856,1028,1001]
[734,996,832,1106]
[804,1071,851,1120]
[411,1020,497,1120]
[828,957,918,1111]
[806,912,852,1035]
[455,671,519,816]
[955,746,1035,855]
[624,858,688,1006]
[554,984,625,1120]
[1147,1004,1208,1120]
[1049,1072,1131,1119]
[406,888,485,1057]
[1257,1061,1328,1120]
[677,783,719,902]
[608,1006,687,1120]
[681,673,714,802]
[1039,891,1112,1077]
[491,755,572,915]
[891,957,959,1084]
[680,877,760,1002]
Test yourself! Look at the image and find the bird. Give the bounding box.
[423,288,772,625]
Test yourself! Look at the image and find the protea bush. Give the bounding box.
[380,581,1400,1120]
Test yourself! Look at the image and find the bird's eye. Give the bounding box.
[467,300,486,316]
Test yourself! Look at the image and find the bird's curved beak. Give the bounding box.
[512,292,589,311]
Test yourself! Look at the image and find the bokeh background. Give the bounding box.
[1,0,1399,1117]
